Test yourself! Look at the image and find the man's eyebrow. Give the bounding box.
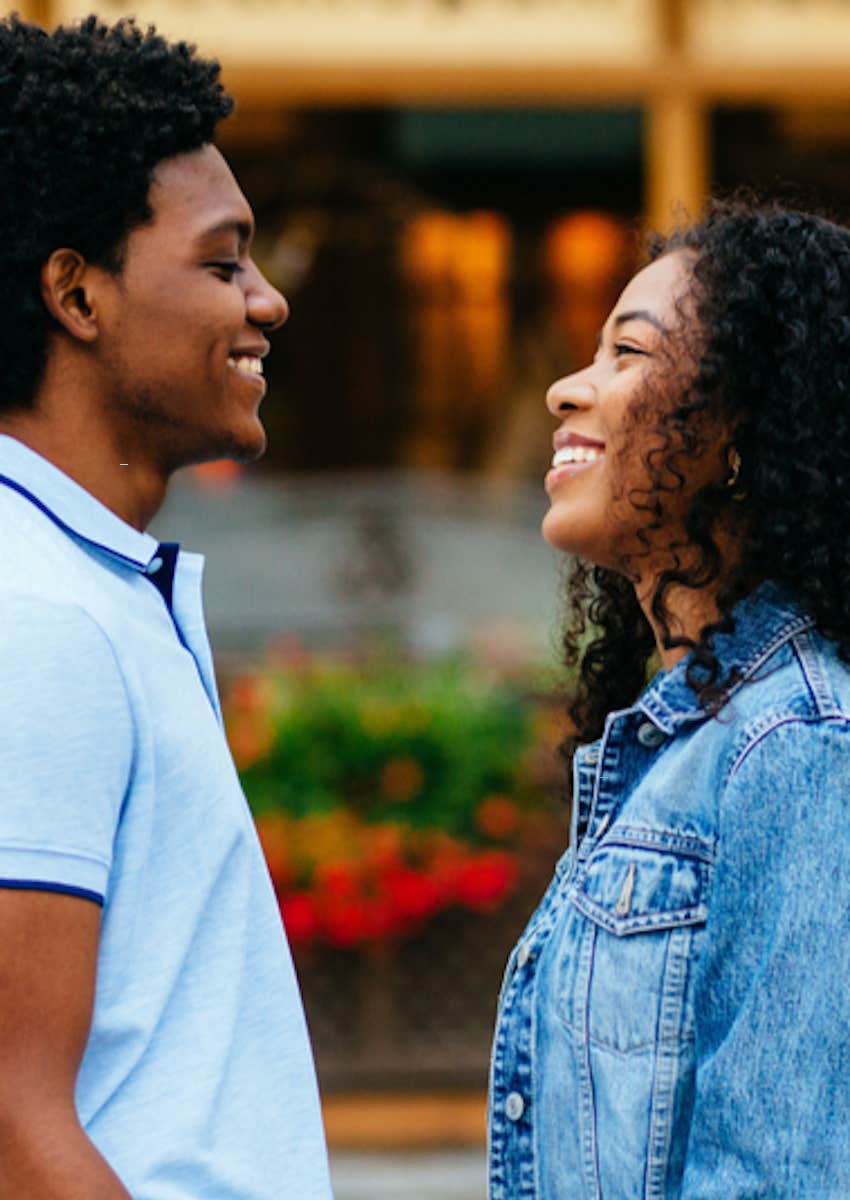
[195,218,253,247]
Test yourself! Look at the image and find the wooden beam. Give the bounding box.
[19,0,54,27]
[221,62,657,106]
[656,0,688,54]
[645,89,708,233]
[222,57,850,108]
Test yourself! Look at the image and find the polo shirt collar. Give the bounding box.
[636,579,815,734]
[0,434,161,572]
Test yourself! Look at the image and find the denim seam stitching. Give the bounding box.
[560,1016,695,1056]
[645,925,690,1197]
[791,629,840,718]
[570,891,708,937]
[725,713,850,783]
[599,827,716,863]
[577,924,602,1199]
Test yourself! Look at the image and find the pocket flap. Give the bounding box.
[570,836,712,936]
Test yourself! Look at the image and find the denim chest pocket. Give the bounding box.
[558,832,713,1054]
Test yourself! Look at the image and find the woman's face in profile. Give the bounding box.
[542,249,718,574]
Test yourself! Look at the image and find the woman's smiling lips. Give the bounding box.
[545,430,606,491]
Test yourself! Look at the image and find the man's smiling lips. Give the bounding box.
[228,354,263,376]
[227,344,269,391]
[546,430,605,490]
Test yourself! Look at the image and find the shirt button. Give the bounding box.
[147,556,164,575]
[516,941,532,968]
[505,1092,525,1121]
[636,720,666,748]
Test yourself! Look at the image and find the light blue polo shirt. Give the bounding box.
[0,435,332,1199]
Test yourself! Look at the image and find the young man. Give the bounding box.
[0,15,332,1198]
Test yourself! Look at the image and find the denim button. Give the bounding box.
[637,720,666,748]
[516,941,532,968]
[505,1091,525,1121]
[584,746,599,765]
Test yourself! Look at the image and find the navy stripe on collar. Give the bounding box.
[0,473,157,572]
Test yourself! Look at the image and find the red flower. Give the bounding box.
[426,839,466,903]
[455,851,518,911]
[322,896,373,948]
[382,867,441,923]
[280,891,321,945]
[314,860,360,899]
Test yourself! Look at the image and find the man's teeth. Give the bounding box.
[552,444,604,467]
[228,355,263,375]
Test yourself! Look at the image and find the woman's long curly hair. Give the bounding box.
[0,14,232,414]
[563,197,850,757]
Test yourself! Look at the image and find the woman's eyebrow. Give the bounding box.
[597,309,670,347]
[612,309,669,334]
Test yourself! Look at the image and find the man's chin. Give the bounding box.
[227,436,267,466]
[201,425,267,467]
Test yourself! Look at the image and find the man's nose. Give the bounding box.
[246,263,289,331]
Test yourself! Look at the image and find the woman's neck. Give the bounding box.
[635,577,725,672]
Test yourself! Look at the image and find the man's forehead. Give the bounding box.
[194,216,254,248]
[147,146,253,238]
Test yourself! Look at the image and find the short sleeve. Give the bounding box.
[0,595,133,904]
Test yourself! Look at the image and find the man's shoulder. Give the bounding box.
[0,591,119,670]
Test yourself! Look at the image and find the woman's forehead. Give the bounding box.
[610,250,695,329]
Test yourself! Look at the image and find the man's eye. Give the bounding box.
[208,261,243,281]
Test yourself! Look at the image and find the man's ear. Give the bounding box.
[40,248,107,344]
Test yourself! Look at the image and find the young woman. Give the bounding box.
[489,200,850,1199]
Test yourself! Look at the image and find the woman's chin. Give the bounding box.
[541,505,579,554]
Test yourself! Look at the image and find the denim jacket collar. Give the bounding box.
[636,580,815,735]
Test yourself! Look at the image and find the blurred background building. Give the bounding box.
[20,0,850,1194]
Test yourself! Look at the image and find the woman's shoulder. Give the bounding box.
[716,624,850,792]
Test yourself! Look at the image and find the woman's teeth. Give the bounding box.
[228,355,263,375]
[551,444,603,467]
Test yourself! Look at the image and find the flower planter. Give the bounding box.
[293,848,561,1091]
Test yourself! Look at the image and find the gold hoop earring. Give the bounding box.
[726,447,745,500]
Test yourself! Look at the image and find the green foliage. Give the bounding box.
[227,653,552,842]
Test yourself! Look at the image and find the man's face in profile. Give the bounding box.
[93,143,288,475]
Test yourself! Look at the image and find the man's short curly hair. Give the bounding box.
[0,13,233,412]
[563,198,850,749]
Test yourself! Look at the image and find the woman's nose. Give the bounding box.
[546,370,597,417]
[246,262,289,331]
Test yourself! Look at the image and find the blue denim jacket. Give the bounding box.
[489,582,850,1198]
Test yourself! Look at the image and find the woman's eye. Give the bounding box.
[613,343,646,358]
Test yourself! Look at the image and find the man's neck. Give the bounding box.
[0,410,168,532]
[0,351,172,531]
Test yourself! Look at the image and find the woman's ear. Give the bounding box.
[40,248,103,343]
